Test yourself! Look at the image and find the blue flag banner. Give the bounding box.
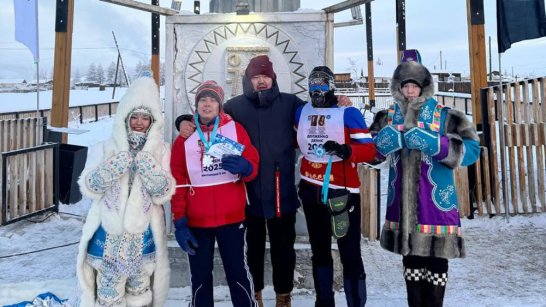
[13,0,39,62]
[496,0,546,53]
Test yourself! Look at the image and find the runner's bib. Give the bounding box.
[297,103,345,163]
[185,121,239,187]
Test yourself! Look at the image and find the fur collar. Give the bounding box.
[390,61,434,117]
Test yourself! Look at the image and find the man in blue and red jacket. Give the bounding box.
[295,66,376,307]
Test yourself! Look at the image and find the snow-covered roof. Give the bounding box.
[0,79,27,84]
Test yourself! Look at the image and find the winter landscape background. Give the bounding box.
[0,89,545,306]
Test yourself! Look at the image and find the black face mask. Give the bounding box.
[311,90,337,108]
[311,91,327,107]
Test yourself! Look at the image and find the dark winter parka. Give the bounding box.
[370,61,480,259]
[223,75,305,218]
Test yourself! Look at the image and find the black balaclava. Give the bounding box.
[309,66,337,108]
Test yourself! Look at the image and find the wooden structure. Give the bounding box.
[480,77,546,215]
[466,0,487,126]
[0,118,59,225]
[51,0,75,144]
[359,165,379,240]
[0,101,119,124]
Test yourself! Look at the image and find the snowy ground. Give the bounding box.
[1,112,546,306]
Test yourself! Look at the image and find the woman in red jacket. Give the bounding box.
[170,80,260,307]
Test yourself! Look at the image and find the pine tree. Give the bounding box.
[74,68,81,84]
[107,62,116,85]
[96,64,105,84]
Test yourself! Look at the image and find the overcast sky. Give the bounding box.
[1,0,545,80]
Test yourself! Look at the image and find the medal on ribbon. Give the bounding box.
[314,145,326,158]
[195,114,219,168]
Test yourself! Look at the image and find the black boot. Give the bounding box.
[404,266,426,307]
[313,266,335,307]
[423,270,448,307]
[343,274,367,307]
[405,279,425,307]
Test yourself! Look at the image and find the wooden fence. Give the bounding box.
[1,117,59,225]
[359,165,380,240]
[0,101,119,124]
[480,77,546,215]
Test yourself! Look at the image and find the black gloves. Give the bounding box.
[323,141,352,160]
[174,217,198,255]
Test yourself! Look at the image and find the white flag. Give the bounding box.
[14,0,39,62]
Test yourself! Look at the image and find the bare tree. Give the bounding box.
[347,57,360,81]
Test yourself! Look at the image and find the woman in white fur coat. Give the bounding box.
[76,77,175,306]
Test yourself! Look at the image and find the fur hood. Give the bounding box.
[390,61,434,116]
[109,77,164,154]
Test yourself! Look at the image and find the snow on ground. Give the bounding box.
[2,200,545,306]
[1,101,546,306]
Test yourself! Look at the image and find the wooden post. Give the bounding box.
[480,147,493,214]
[395,0,406,64]
[365,2,375,107]
[505,84,518,214]
[151,0,160,86]
[483,88,499,212]
[514,83,528,213]
[522,81,537,212]
[533,79,546,210]
[466,0,486,126]
[359,164,378,241]
[51,0,75,144]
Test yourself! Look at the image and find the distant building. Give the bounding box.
[431,72,462,82]
[209,0,300,13]
[334,73,352,88]
[0,79,27,89]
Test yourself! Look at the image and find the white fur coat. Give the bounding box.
[76,78,175,306]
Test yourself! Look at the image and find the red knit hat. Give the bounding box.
[245,55,276,80]
[195,80,224,108]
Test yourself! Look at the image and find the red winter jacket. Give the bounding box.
[170,112,259,228]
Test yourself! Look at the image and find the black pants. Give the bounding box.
[188,222,257,307]
[245,212,296,294]
[299,181,365,279]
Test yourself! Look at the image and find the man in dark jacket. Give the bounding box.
[176,55,303,307]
